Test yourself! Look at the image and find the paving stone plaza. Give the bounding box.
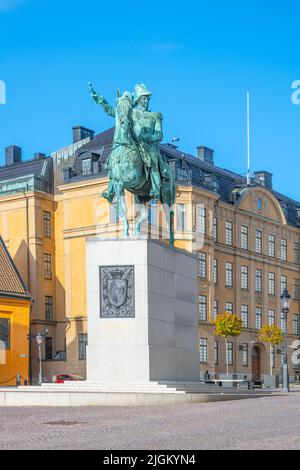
[1,392,300,450]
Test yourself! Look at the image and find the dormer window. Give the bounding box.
[257,197,262,210]
[82,158,91,175]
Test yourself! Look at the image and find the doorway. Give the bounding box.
[252,346,261,380]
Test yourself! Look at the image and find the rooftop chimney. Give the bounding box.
[5,145,22,166]
[72,125,95,144]
[254,171,273,190]
[197,146,214,165]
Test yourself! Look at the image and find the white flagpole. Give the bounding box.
[247,91,251,186]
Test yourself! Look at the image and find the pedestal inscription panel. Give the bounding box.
[100,265,135,318]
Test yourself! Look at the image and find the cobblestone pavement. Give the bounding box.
[1,394,300,450]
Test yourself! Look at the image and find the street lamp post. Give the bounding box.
[36,333,43,385]
[280,288,291,393]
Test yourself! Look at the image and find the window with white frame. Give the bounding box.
[241,265,248,290]
[214,340,218,365]
[226,302,233,314]
[294,241,299,264]
[271,345,275,368]
[213,258,218,284]
[225,262,233,287]
[255,269,262,293]
[176,204,186,232]
[255,307,262,330]
[281,275,287,295]
[293,314,299,336]
[199,338,208,363]
[197,206,206,235]
[242,343,248,367]
[227,342,233,365]
[225,221,233,246]
[280,238,287,261]
[213,300,218,321]
[268,309,275,326]
[241,225,248,250]
[199,295,207,321]
[293,279,299,301]
[255,230,262,254]
[213,216,218,241]
[268,234,275,257]
[148,200,158,226]
[241,304,248,328]
[198,252,206,278]
[281,312,286,332]
[269,272,275,295]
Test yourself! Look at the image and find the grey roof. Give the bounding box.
[0,155,53,195]
[64,127,300,227]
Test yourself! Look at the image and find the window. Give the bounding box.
[78,333,88,360]
[294,242,299,264]
[213,259,218,284]
[213,216,218,241]
[45,337,53,360]
[242,344,248,367]
[227,342,233,366]
[268,309,275,326]
[176,204,186,232]
[280,238,287,261]
[241,305,248,328]
[82,158,91,175]
[225,262,233,287]
[214,340,219,365]
[255,307,262,330]
[241,225,248,250]
[0,318,10,349]
[199,295,207,321]
[226,302,233,314]
[212,300,218,321]
[293,279,299,301]
[269,272,275,295]
[257,198,262,210]
[281,275,287,295]
[241,266,248,290]
[198,252,206,279]
[110,201,120,224]
[293,314,299,336]
[271,345,275,368]
[255,230,262,254]
[199,338,208,363]
[225,221,233,246]
[281,312,286,333]
[44,253,52,280]
[45,296,53,321]
[268,234,275,258]
[43,211,51,238]
[197,207,206,235]
[148,200,157,226]
[255,269,262,293]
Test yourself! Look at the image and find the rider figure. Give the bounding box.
[89,82,169,202]
[131,84,169,200]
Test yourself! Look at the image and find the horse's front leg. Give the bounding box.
[119,191,129,237]
[134,196,148,236]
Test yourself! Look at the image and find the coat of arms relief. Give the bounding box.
[100,266,135,318]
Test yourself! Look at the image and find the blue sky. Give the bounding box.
[0,0,299,199]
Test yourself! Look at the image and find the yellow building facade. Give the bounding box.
[0,237,32,386]
[0,129,299,383]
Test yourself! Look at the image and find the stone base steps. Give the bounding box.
[37,381,223,394]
